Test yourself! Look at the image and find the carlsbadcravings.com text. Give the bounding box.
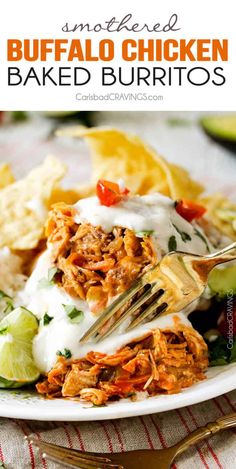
[76,92,163,101]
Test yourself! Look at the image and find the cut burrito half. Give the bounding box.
[18,180,211,404]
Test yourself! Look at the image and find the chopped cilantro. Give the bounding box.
[48,267,60,282]
[63,305,84,324]
[2,301,14,315]
[56,348,72,359]
[135,230,154,238]
[208,335,236,366]
[168,235,177,251]
[181,232,191,242]
[42,313,53,326]
[166,118,191,127]
[194,228,210,253]
[38,267,60,289]
[38,278,53,289]
[0,290,14,314]
[0,291,8,300]
[173,224,191,242]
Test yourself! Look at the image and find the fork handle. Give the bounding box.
[190,241,236,279]
[205,241,236,267]
[173,412,236,457]
[208,241,236,259]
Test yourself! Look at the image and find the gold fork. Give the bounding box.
[80,241,236,343]
[27,412,236,469]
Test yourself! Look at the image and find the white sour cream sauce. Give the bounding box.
[19,194,210,373]
[74,194,209,255]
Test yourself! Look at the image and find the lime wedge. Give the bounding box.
[0,307,39,388]
[208,264,236,298]
[201,115,236,142]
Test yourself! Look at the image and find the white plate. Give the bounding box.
[0,363,235,421]
[1,115,235,421]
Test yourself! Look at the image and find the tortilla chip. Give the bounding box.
[0,163,15,189]
[49,186,81,206]
[56,126,203,200]
[201,193,236,240]
[0,156,66,250]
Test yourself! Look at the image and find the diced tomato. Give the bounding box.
[96,179,129,207]
[175,199,206,222]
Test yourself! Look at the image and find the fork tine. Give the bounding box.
[98,286,164,341]
[27,437,115,466]
[45,452,121,469]
[79,276,145,343]
[126,299,168,331]
[44,453,120,469]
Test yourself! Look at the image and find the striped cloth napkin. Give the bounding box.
[0,389,235,468]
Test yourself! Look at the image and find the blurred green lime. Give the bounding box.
[0,307,39,388]
[201,115,236,143]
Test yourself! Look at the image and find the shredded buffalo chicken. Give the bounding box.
[39,203,209,404]
[36,324,208,404]
[46,203,157,313]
